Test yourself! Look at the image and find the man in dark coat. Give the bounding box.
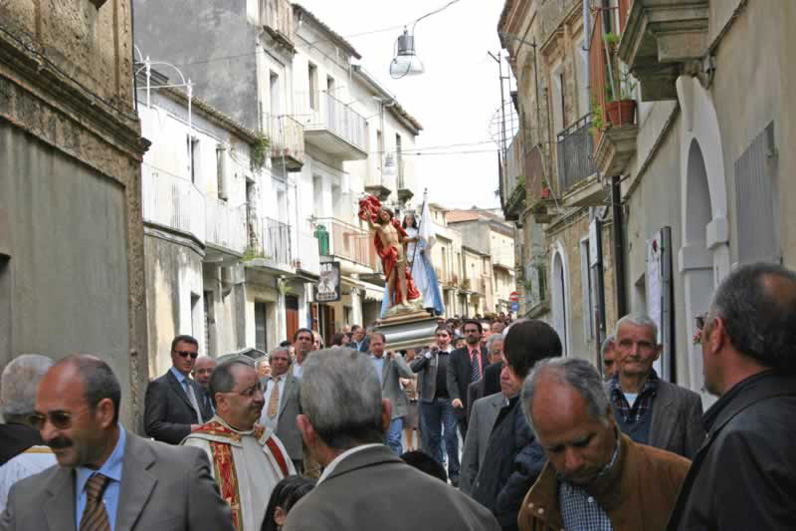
[668,263,796,529]
[472,320,562,530]
[448,319,488,439]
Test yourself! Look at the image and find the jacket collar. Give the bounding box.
[322,444,403,484]
[702,370,796,434]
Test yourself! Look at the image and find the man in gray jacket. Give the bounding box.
[284,348,500,531]
[259,348,303,471]
[368,332,414,455]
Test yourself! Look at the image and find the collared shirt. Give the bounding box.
[259,375,287,429]
[169,365,190,389]
[292,363,302,378]
[370,355,385,385]
[170,366,202,421]
[75,426,127,530]
[317,444,383,485]
[609,370,659,424]
[557,432,620,531]
[469,345,483,377]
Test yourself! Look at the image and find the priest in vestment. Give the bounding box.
[182,359,295,531]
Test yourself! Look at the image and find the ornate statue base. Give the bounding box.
[376,304,439,352]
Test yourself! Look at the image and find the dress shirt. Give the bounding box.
[292,363,302,378]
[317,444,383,484]
[75,426,127,531]
[171,366,202,421]
[259,375,287,429]
[469,346,483,377]
[370,355,385,385]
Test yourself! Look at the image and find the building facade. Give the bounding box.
[0,1,149,427]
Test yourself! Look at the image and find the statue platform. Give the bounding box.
[375,306,439,352]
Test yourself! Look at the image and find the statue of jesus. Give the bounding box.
[359,196,421,311]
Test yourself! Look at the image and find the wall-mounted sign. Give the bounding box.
[316,262,341,302]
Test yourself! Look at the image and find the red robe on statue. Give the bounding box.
[359,196,421,306]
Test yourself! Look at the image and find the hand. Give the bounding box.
[190,424,201,432]
[452,399,463,409]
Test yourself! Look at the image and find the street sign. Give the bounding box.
[316,262,341,302]
[509,291,519,302]
[510,302,520,312]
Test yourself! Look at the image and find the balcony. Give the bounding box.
[556,115,600,205]
[618,0,709,101]
[502,133,526,221]
[397,157,414,203]
[247,217,292,271]
[315,217,379,274]
[261,0,294,51]
[590,9,639,178]
[205,200,247,254]
[298,92,368,160]
[265,114,304,171]
[141,164,205,242]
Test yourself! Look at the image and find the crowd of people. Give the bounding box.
[0,262,795,529]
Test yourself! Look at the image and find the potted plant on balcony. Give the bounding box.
[603,33,637,127]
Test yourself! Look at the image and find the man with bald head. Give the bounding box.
[0,354,233,530]
[518,358,689,531]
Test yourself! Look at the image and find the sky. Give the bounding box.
[298,0,510,210]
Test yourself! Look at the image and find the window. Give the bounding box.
[551,63,564,134]
[269,72,280,116]
[308,63,318,111]
[255,301,268,352]
[203,291,215,356]
[187,135,199,183]
[580,238,594,340]
[395,133,403,188]
[216,145,227,200]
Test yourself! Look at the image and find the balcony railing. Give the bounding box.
[141,164,205,241]
[261,0,293,42]
[525,144,546,202]
[556,114,597,192]
[260,217,292,266]
[296,92,368,159]
[316,218,379,270]
[265,114,304,170]
[206,200,247,252]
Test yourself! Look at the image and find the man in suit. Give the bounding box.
[283,348,500,531]
[346,324,370,352]
[258,348,303,471]
[448,319,488,440]
[292,328,315,378]
[144,335,213,444]
[368,332,414,455]
[192,356,217,416]
[467,333,505,420]
[608,315,705,458]
[0,354,233,530]
[460,391,505,495]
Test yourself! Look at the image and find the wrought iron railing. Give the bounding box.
[556,114,597,191]
[141,163,205,241]
[264,114,304,164]
[260,217,292,265]
[315,217,379,271]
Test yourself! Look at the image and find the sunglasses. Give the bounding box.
[695,313,707,331]
[27,411,73,431]
[174,350,198,359]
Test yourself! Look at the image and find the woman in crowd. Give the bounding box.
[261,475,316,531]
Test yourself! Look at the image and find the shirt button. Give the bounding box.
[528,503,534,509]
[588,496,594,503]
[538,508,544,515]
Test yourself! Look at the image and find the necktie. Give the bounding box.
[266,376,281,418]
[80,473,110,531]
[470,349,481,382]
[183,380,203,423]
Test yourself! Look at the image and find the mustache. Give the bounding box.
[47,436,73,450]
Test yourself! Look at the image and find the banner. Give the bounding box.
[316,262,341,302]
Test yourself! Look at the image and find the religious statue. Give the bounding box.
[359,195,421,312]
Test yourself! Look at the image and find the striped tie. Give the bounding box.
[470,349,481,382]
[80,473,111,531]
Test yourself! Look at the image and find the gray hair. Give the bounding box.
[600,335,615,358]
[485,334,504,353]
[521,358,610,433]
[1,354,54,419]
[267,349,291,363]
[614,314,659,345]
[300,347,384,450]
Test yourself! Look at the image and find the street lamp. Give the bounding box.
[389,28,424,79]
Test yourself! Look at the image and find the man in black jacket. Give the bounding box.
[144,335,213,444]
[448,319,488,440]
[472,320,561,530]
[668,263,796,529]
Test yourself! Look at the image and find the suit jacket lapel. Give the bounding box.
[650,380,675,447]
[382,358,390,388]
[116,434,158,530]
[44,467,77,531]
[278,375,294,417]
[167,370,198,414]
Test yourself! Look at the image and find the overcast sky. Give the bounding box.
[299,0,510,210]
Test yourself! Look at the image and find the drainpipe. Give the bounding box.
[611,175,627,316]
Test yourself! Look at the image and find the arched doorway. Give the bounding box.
[677,76,731,395]
[551,243,571,355]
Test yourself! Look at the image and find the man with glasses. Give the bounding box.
[608,315,704,458]
[145,335,214,444]
[183,359,294,531]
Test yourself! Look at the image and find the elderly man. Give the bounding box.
[368,332,414,455]
[472,320,559,530]
[0,355,56,512]
[1,355,233,530]
[193,356,217,415]
[518,358,690,530]
[183,360,294,531]
[292,328,315,378]
[145,335,213,444]
[258,348,302,471]
[668,263,796,529]
[609,315,704,458]
[601,335,616,381]
[283,348,500,531]
[255,358,271,379]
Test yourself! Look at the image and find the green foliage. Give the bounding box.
[591,98,604,134]
[605,32,620,48]
[250,132,270,171]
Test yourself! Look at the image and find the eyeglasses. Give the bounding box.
[695,313,707,331]
[27,410,73,431]
[174,350,198,359]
